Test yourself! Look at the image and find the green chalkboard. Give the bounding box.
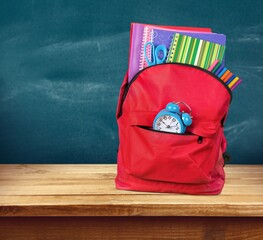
[0,0,262,164]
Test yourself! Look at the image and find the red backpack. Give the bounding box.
[115,63,231,195]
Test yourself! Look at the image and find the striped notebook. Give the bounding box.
[166,33,226,69]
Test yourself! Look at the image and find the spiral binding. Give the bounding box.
[166,34,179,62]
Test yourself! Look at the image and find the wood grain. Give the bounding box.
[0,217,262,240]
[0,164,263,239]
[0,164,262,217]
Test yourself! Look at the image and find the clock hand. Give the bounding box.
[161,120,167,126]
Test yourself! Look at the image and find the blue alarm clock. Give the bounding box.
[153,102,193,134]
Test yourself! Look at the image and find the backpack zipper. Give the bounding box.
[198,136,203,144]
[136,125,204,144]
[118,63,232,118]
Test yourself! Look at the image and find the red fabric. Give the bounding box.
[115,63,231,195]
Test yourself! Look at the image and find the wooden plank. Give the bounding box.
[0,165,262,181]
[0,217,262,240]
[0,176,262,185]
[0,179,261,193]
[0,194,262,205]
[0,164,117,173]
[0,182,262,196]
[0,196,262,217]
[0,177,262,196]
[0,164,261,174]
[0,164,262,217]
[1,173,262,182]
[0,163,260,170]
[0,166,262,185]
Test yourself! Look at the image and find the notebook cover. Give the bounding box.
[128,23,226,82]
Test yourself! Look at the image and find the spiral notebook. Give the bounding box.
[166,33,226,69]
[129,23,215,82]
[139,26,154,70]
[132,23,226,81]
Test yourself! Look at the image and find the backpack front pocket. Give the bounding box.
[125,125,219,184]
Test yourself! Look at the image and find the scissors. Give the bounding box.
[144,42,167,67]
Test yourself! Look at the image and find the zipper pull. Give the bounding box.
[197,136,203,144]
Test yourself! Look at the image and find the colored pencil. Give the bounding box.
[231,79,242,90]
[208,59,219,71]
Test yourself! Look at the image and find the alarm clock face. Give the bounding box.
[154,114,182,133]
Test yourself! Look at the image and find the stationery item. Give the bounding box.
[221,70,231,81]
[211,60,222,73]
[208,61,242,91]
[166,33,226,69]
[152,28,226,49]
[224,74,241,89]
[215,63,225,75]
[128,23,226,82]
[218,67,228,78]
[208,59,219,71]
[138,26,223,74]
[230,79,242,90]
[225,74,236,85]
[143,42,167,66]
[223,72,233,82]
[228,76,240,88]
[139,26,154,70]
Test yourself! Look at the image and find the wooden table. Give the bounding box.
[0,164,262,239]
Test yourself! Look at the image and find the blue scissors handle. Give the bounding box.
[144,42,167,67]
[155,44,167,64]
